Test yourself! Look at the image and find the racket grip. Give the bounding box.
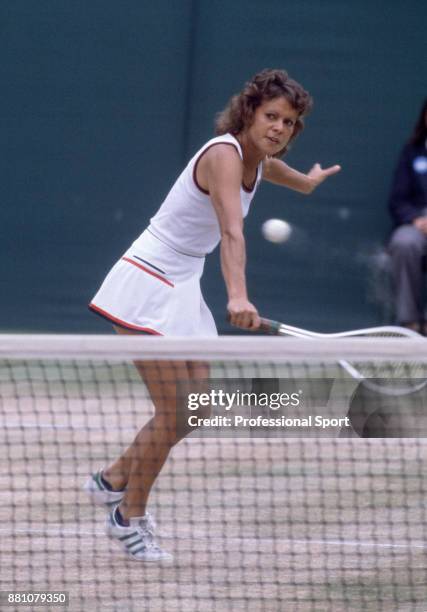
[258,318,282,335]
[226,314,281,334]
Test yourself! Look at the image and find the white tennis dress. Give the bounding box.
[89,134,262,336]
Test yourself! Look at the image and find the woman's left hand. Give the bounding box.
[307,163,341,189]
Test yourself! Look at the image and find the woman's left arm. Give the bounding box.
[263,157,341,194]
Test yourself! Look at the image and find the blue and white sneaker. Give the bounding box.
[84,471,125,507]
[106,504,173,563]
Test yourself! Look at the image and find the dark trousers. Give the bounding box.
[388,224,427,323]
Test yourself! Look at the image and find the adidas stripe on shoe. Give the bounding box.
[84,471,125,507]
[106,504,173,563]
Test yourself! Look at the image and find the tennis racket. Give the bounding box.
[258,316,427,436]
[258,317,426,396]
[258,317,421,339]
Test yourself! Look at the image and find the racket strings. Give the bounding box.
[340,359,427,396]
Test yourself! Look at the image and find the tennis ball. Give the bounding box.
[261,218,292,243]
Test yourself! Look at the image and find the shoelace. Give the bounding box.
[136,515,162,551]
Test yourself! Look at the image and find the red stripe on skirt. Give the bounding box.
[89,303,163,335]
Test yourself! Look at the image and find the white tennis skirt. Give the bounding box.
[89,230,217,336]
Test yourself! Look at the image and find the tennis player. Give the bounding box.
[85,69,341,562]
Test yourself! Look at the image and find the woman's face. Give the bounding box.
[246,96,299,156]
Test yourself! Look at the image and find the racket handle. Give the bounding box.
[259,318,282,335]
[226,314,281,334]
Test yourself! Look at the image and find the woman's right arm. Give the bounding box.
[200,144,260,330]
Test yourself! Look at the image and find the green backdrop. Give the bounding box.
[2,1,426,332]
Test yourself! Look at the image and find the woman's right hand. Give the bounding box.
[227,298,260,330]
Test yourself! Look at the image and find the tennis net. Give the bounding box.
[1,334,427,611]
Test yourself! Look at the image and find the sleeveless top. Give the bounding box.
[136,133,263,257]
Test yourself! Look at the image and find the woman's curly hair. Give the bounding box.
[215,69,313,157]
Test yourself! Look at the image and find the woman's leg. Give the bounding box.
[103,326,209,519]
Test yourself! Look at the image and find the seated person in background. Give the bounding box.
[388,98,427,333]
